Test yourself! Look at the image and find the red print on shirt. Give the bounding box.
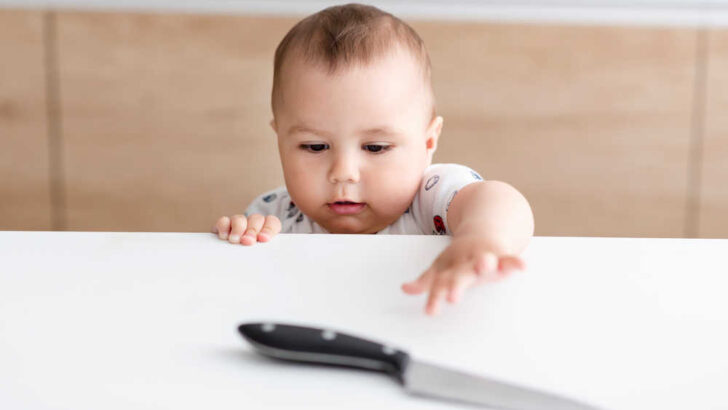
[433,215,446,235]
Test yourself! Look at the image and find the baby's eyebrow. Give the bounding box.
[287,125,330,137]
[287,125,401,138]
[361,127,401,137]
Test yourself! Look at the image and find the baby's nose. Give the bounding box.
[328,155,360,184]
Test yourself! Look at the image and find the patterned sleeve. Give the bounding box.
[243,187,289,219]
[411,163,484,235]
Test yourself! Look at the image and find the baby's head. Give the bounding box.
[270,3,442,234]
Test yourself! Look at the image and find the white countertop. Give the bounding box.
[1,232,727,409]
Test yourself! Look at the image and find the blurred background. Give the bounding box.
[1,0,727,237]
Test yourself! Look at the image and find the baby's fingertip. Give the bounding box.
[425,303,439,316]
[401,283,422,294]
[500,259,526,276]
[425,293,443,315]
[257,233,269,242]
[240,235,256,246]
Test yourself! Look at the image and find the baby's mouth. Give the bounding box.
[328,201,366,215]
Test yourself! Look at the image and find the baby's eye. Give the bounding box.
[300,143,329,152]
[363,144,391,154]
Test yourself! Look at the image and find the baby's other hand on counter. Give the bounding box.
[212,214,281,245]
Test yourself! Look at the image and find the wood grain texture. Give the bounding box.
[699,30,728,238]
[0,9,52,230]
[412,21,697,237]
[56,11,296,231]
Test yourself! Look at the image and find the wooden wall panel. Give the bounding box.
[46,11,701,236]
[0,9,52,230]
[699,30,728,238]
[56,12,296,231]
[413,22,697,237]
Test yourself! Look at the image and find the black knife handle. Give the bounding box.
[238,322,410,382]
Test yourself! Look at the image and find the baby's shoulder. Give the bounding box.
[420,163,483,183]
[408,163,484,235]
[244,186,292,217]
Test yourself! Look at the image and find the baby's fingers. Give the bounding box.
[474,252,500,281]
[447,271,477,304]
[241,214,265,246]
[213,216,232,240]
[401,268,436,295]
[257,216,282,242]
[499,256,526,274]
[228,215,248,244]
[425,270,453,315]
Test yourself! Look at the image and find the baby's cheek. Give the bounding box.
[370,172,419,217]
[284,172,323,212]
[288,182,321,210]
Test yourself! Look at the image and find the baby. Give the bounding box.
[213,3,534,315]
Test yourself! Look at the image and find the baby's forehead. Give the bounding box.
[275,49,434,121]
[281,42,426,77]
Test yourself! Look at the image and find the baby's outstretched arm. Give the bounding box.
[212,214,282,246]
[402,180,534,315]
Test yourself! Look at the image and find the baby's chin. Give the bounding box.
[319,217,388,234]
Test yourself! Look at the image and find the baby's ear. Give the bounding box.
[269,119,278,134]
[426,116,443,152]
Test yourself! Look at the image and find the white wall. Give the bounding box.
[2,0,728,26]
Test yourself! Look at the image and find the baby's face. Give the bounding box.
[272,48,442,233]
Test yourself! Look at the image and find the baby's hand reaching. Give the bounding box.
[212,214,281,245]
[401,235,525,315]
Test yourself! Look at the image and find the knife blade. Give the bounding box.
[238,322,601,410]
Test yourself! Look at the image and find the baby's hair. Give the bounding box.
[271,3,434,117]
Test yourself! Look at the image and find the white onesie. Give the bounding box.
[244,163,483,235]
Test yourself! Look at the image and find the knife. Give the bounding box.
[238,322,601,410]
